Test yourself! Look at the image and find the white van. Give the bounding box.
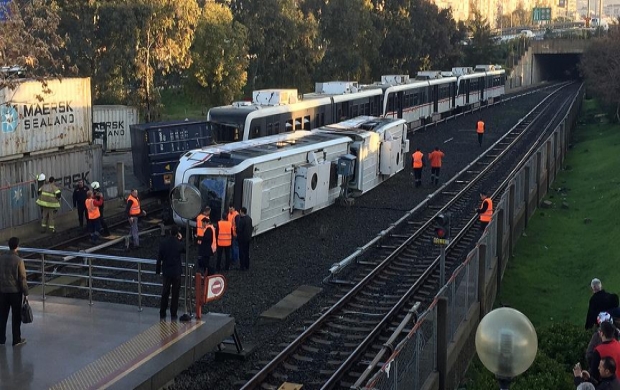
[520,30,535,38]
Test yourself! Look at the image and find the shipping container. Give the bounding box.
[93,105,139,151]
[0,144,103,230]
[0,78,92,160]
[130,120,212,193]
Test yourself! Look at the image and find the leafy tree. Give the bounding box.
[0,0,69,90]
[512,2,532,28]
[580,24,620,121]
[462,8,501,66]
[186,1,249,107]
[316,0,377,83]
[131,0,200,121]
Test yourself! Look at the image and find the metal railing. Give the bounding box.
[0,245,192,311]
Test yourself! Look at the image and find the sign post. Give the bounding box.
[170,184,203,322]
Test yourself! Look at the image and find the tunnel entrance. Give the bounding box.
[534,53,582,80]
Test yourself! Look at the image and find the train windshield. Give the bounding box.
[189,175,235,222]
[211,122,241,143]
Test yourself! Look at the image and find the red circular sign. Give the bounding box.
[211,280,223,295]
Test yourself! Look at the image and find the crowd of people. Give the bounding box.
[574,278,620,389]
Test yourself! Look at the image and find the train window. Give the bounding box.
[295,117,302,130]
[251,126,260,139]
[320,113,325,126]
[413,93,419,106]
[267,123,273,135]
[364,103,370,115]
[274,122,280,134]
[338,107,343,120]
[286,119,294,131]
[303,116,311,130]
[352,105,358,117]
[370,101,374,115]
[191,175,234,222]
[388,96,394,113]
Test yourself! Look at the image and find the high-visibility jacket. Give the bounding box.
[479,198,493,222]
[127,195,141,216]
[428,150,445,168]
[228,210,239,236]
[36,183,61,209]
[196,213,210,243]
[412,151,424,169]
[595,340,620,378]
[205,225,217,254]
[217,220,233,247]
[86,198,101,220]
[477,121,485,134]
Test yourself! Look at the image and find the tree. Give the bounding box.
[131,0,200,121]
[462,8,501,66]
[580,25,620,121]
[186,1,249,107]
[0,0,69,90]
[316,0,377,83]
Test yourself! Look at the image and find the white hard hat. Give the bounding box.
[91,181,100,190]
[38,173,46,181]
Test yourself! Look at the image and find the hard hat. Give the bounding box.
[91,181,100,190]
[37,173,46,181]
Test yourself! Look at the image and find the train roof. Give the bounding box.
[315,116,406,140]
[382,76,457,93]
[130,119,208,130]
[179,130,349,170]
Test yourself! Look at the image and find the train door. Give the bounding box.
[451,82,456,109]
[465,79,470,104]
[480,76,485,101]
[192,175,234,222]
[433,84,439,113]
[397,91,404,119]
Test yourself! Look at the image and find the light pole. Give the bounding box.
[475,307,538,389]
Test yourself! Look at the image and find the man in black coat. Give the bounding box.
[586,278,616,330]
[236,207,253,271]
[72,180,89,229]
[156,225,185,320]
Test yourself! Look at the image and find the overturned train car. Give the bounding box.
[173,116,408,236]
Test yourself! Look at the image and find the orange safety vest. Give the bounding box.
[86,198,101,220]
[127,195,141,216]
[228,210,239,236]
[428,150,444,168]
[205,225,217,254]
[196,213,210,242]
[412,151,424,169]
[217,220,233,247]
[477,121,485,134]
[479,198,493,222]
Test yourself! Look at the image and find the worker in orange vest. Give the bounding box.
[411,148,425,188]
[85,191,103,243]
[216,212,234,272]
[195,206,211,245]
[476,118,485,147]
[428,147,445,186]
[126,189,146,249]
[197,214,216,275]
[227,203,240,266]
[476,191,493,230]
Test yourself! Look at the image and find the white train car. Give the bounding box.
[455,65,506,108]
[173,117,408,236]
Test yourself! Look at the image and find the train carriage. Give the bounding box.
[173,117,408,236]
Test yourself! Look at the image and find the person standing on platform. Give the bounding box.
[91,182,110,236]
[476,191,493,230]
[228,203,240,266]
[411,148,424,188]
[195,206,211,245]
[72,180,89,230]
[197,215,216,275]
[216,212,233,272]
[85,191,103,243]
[126,189,146,249]
[0,237,29,346]
[476,117,485,147]
[36,174,61,233]
[428,147,445,186]
[236,207,253,271]
[156,226,185,320]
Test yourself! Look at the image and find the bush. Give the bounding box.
[537,322,592,371]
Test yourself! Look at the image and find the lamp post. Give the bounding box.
[475,307,538,389]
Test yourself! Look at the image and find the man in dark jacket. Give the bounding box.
[197,216,216,275]
[574,356,620,390]
[587,278,616,330]
[236,207,253,271]
[72,180,89,229]
[0,237,29,346]
[156,226,185,320]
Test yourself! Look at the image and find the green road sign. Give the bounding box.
[533,7,552,21]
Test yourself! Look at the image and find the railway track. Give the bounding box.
[240,82,580,390]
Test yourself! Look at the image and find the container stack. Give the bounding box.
[0,77,103,230]
[92,105,139,152]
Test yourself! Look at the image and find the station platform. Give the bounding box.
[0,296,235,390]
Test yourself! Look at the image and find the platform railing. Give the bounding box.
[0,245,192,311]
